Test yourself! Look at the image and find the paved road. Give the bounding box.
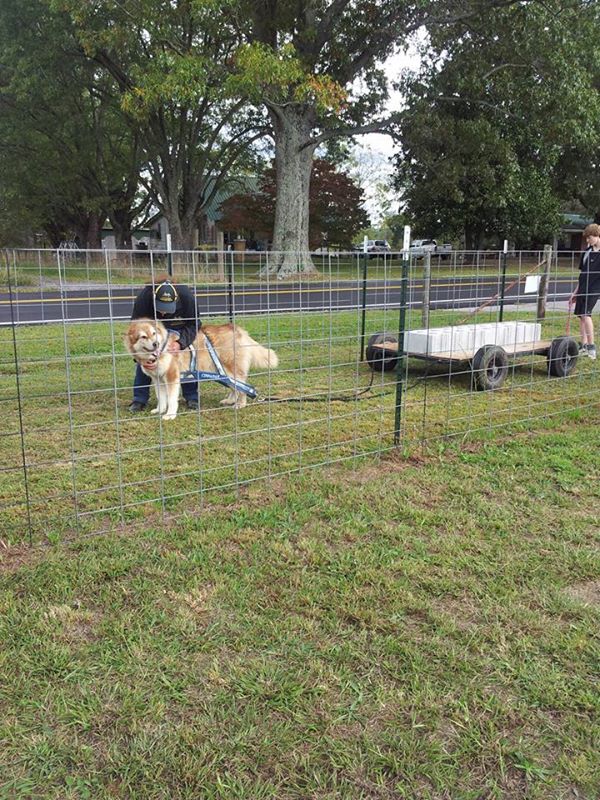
[0,276,575,325]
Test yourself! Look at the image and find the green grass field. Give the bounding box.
[1,306,598,547]
[1,412,598,798]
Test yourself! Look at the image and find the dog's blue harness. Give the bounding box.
[179,334,258,400]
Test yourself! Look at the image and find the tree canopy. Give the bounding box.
[394,0,600,247]
[222,0,566,272]
[2,0,600,255]
[0,0,145,246]
[43,0,268,249]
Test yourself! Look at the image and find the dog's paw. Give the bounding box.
[220,397,236,406]
[150,408,160,415]
[162,413,177,421]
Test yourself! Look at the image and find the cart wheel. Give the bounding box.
[366,332,398,372]
[471,345,509,391]
[547,336,578,377]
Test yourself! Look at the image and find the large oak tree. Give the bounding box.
[224,0,545,275]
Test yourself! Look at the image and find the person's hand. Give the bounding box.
[167,339,181,353]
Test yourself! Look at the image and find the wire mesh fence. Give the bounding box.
[1,246,595,546]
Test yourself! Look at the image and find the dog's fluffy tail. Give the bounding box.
[247,338,279,369]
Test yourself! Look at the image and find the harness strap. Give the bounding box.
[178,331,258,400]
[188,344,197,373]
[203,334,227,376]
[180,331,217,375]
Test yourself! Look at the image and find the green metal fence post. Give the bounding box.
[5,249,33,544]
[359,248,368,362]
[421,251,431,329]
[394,227,411,446]
[499,239,508,322]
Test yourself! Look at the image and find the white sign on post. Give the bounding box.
[524,275,541,294]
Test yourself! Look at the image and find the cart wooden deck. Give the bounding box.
[371,339,556,362]
[366,333,579,391]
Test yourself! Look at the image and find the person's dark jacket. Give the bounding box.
[578,247,600,294]
[131,284,200,349]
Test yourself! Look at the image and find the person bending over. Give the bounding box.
[128,277,201,412]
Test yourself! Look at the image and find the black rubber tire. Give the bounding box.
[547,336,579,377]
[471,345,509,391]
[365,332,398,372]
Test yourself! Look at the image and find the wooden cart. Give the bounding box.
[366,332,580,390]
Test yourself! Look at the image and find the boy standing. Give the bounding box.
[569,223,600,361]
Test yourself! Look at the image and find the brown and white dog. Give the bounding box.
[124,318,278,419]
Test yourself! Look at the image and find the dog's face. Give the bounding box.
[124,319,166,365]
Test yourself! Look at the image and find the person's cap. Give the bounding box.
[154,280,178,314]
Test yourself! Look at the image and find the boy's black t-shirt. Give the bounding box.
[131,284,200,349]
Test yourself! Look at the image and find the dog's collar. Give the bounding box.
[154,333,170,358]
[141,330,170,366]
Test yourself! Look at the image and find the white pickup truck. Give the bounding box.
[410,239,453,259]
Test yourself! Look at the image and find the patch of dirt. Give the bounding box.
[241,478,289,503]
[326,452,432,487]
[430,595,480,632]
[0,542,45,576]
[563,581,600,607]
[165,585,214,621]
[44,602,102,643]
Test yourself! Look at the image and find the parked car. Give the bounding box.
[435,243,454,259]
[410,239,453,259]
[352,239,391,255]
[410,238,437,256]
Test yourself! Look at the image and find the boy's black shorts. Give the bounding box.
[574,292,600,316]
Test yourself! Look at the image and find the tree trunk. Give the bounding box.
[44,221,64,248]
[148,152,200,253]
[109,208,133,249]
[72,211,103,249]
[161,209,196,251]
[86,213,103,249]
[170,227,196,251]
[464,223,484,252]
[265,105,318,279]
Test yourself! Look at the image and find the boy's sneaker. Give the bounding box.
[578,342,587,355]
[587,345,597,361]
